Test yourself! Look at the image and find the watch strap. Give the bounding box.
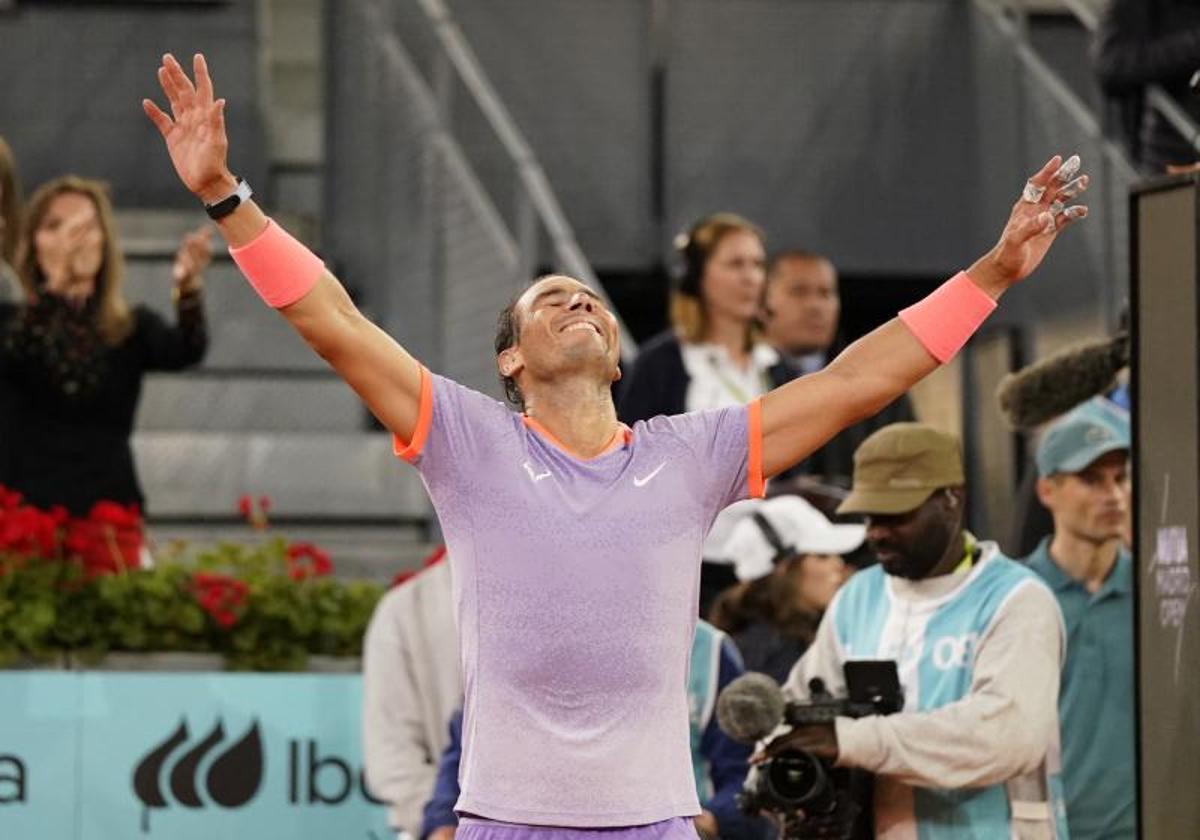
[204,177,252,220]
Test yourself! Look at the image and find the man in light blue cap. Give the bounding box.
[1025,396,1135,840]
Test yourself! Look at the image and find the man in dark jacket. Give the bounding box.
[762,251,916,487]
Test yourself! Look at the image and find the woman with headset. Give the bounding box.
[618,213,777,422]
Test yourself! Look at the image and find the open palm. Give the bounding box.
[142,54,233,202]
[990,154,1089,286]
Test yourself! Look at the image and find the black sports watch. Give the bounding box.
[203,177,253,220]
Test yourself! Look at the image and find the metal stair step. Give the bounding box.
[133,431,430,520]
[138,372,367,433]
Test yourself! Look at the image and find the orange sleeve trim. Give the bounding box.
[393,366,433,463]
[747,398,765,499]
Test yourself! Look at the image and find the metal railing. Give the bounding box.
[965,0,1140,542]
[326,1,636,400]
[974,0,1137,330]
[414,0,638,362]
[1037,0,1200,156]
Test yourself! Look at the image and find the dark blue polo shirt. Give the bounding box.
[1026,537,1136,840]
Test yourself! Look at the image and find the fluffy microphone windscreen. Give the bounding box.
[995,334,1129,430]
[715,672,787,744]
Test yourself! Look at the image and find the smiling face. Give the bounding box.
[497,275,622,404]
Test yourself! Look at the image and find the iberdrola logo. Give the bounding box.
[131,718,264,832]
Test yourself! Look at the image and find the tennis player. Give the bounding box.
[144,52,1088,840]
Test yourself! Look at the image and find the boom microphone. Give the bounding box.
[995,333,1129,430]
[716,672,787,744]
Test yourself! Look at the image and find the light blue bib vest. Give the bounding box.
[831,548,1069,840]
[688,619,725,803]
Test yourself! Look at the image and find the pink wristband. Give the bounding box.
[229,219,324,308]
[898,271,997,363]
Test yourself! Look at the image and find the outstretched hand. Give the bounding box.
[143,53,237,204]
[969,154,1090,297]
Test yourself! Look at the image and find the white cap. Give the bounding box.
[702,498,765,563]
[721,495,866,582]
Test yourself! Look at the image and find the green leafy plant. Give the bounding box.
[0,487,385,671]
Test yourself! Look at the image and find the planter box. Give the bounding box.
[307,654,362,673]
[82,651,226,671]
[4,651,363,672]
[2,653,70,670]
[74,651,362,672]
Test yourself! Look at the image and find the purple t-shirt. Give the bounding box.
[395,371,764,827]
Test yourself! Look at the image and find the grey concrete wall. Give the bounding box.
[323,0,1122,367]
[0,1,265,208]
[449,0,656,268]
[662,0,979,276]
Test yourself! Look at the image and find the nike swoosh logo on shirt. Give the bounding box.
[523,461,551,483]
[633,462,667,487]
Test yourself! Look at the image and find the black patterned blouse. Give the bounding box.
[0,291,207,515]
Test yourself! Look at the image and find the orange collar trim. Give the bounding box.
[521,415,633,461]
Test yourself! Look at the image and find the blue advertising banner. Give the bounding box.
[0,673,82,839]
[0,671,393,840]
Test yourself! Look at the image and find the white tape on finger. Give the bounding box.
[1053,154,1081,183]
[1058,175,1088,200]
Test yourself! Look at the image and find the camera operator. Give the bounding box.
[761,423,1069,839]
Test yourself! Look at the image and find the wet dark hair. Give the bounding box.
[495,286,533,411]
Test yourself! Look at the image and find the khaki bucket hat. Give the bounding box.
[837,423,965,516]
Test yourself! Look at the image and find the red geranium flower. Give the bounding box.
[0,503,62,558]
[58,502,146,576]
[0,484,23,510]
[87,500,142,530]
[285,542,333,581]
[191,571,249,627]
[237,494,270,530]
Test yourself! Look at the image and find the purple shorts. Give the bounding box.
[456,817,699,840]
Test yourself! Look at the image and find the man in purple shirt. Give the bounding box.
[144,52,1089,840]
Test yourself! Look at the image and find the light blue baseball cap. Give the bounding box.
[1036,397,1131,478]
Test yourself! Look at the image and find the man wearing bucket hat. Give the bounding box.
[710,496,862,682]
[1024,398,1135,840]
[766,423,1069,839]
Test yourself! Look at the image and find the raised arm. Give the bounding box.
[143,53,423,442]
[760,155,1089,479]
